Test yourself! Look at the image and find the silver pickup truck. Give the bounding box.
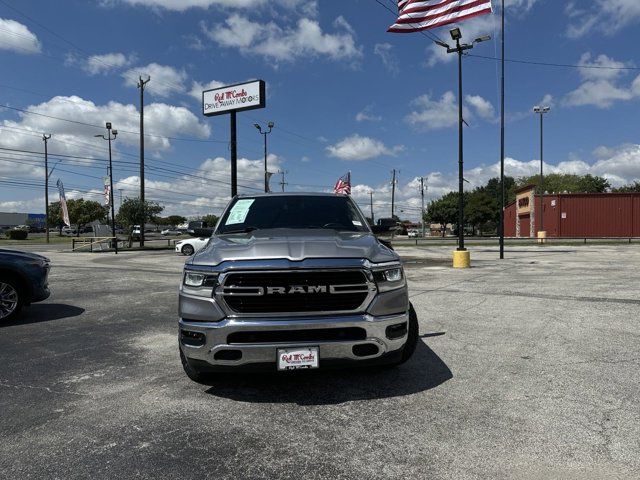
[178,193,418,382]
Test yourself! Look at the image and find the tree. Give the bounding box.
[116,198,164,243]
[200,214,219,226]
[165,215,187,227]
[47,201,65,235]
[66,198,107,236]
[517,173,610,194]
[612,181,640,193]
[466,191,495,236]
[425,192,459,237]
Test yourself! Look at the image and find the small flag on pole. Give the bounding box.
[56,179,71,227]
[334,172,351,195]
[388,0,493,33]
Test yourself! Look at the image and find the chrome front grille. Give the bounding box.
[216,269,376,316]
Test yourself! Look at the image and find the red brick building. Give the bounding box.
[504,185,640,238]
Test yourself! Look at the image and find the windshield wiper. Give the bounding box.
[218,226,258,235]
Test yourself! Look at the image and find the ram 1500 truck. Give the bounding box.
[178,193,418,382]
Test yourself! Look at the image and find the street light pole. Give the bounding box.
[96,123,119,254]
[533,106,550,235]
[435,29,491,262]
[42,134,51,244]
[254,122,274,193]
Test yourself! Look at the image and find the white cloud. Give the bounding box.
[465,95,496,121]
[374,43,399,75]
[567,0,640,38]
[406,92,495,129]
[577,53,630,81]
[112,0,317,12]
[326,134,403,161]
[564,80,633,108]
[114,154,283,216]
[563,53,640,108]
[0,95,210,159]
[0,18,41,54]
[201,15,361,63]
[189,79,226,101]
[81,52,135,75]
[122,63,188,97]
[355,105,382,123]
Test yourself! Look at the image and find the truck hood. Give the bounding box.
[188,229,397,267]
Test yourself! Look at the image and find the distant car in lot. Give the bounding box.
[407,230,420,238]
[61,226,77,236]
[0,249,50,321]
[175,237,209,256]
[162,228,183,236]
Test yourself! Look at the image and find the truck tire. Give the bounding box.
[0,278,23,322]
[180,347,213,384]
[391,303,419,366]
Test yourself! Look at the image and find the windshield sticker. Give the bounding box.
[352,220,362,226]
[226,199,255,225]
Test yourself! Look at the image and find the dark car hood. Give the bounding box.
[0,249,49,263]
[188,229,397,267]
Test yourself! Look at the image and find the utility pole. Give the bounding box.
[278,170,288,192]
[137,75,150,248]
[391,169,397,218]
[43,134,51,244]
[95,123,118,254]
[369,191,374,223]
[420,177,426,238]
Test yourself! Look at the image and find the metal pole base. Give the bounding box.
[453,250,471,269]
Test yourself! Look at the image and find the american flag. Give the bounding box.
[334,172,351,195]
[56,179,71,227]
[388,0,493,33]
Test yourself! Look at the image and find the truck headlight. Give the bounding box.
[372,266,405,292]
[183,272,218,288]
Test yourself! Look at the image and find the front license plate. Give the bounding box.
[277,347,319,371]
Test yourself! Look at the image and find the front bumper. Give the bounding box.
[179,312,409,371]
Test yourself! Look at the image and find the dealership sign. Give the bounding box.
[203,80,265,117]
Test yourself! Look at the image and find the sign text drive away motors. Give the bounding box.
[203,80,265,117]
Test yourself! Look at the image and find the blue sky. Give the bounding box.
[1,0,640,220]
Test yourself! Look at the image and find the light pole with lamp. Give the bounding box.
[254,122,274,193]
[533,105,550,241]
[95,122,118,254]
[434,28,491,268]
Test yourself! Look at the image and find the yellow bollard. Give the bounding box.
[537,231,547,244]
[452,249,471,269]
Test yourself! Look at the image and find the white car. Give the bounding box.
[162,228,183,236]
[407,230,421,238]
[175,237,209,256]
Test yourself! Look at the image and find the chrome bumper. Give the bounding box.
[179,312,409,369]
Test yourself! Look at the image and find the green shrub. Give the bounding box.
[5,229,28,240]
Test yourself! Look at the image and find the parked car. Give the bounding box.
[0,249,50,321]
[61,226,77,236]
[408,230,420,238]
[161,228,183,236]
[175,237,209,256]
[132,225,141,240]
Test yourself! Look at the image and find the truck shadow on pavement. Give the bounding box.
[204,339,452,405]
[1,303,85,328]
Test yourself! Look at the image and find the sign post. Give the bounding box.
[203,80,266,197]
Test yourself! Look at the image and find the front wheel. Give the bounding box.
[390,303,419,366]
[180,347,214,384]
[0,279,22,322]
[181,244,195,256]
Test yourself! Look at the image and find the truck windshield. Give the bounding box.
[216,195,369,234]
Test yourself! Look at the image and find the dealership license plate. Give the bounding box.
[277,347,319,371]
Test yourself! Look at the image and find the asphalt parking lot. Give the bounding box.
[1,245,639,479]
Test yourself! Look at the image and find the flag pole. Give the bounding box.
[499,0,505,259]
